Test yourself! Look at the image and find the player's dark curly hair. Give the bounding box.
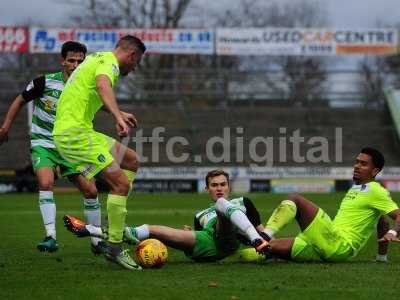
[61,41,87,59]
[205,169,229,187]
[360,147,385,171]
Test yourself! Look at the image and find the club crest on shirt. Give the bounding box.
[97,154,106,163]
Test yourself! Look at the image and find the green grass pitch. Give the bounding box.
[0,192,399,299]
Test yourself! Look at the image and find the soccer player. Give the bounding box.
[259,147,400,262]
[0,41,104,254]
[64,169,270,262]
[53,35,145,270]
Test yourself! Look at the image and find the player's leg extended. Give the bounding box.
[35,167,58,252]
[97,161,130,243]
[104,141,139,246]
[55,130,139,269]
[268,238,296,260]
[264,193,319,238]
[97,162,141,270]
[127,225,196,251]
[68,174,105,253]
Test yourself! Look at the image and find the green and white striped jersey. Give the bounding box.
[22,72,64,149]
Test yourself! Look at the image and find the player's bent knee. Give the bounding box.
[112,177,131,195]
[124,148,140,171]
[288,193,303,203]
[288,193,300,199]
[38,181,54,191]
[127,151,140,172]
[82,186,98,199]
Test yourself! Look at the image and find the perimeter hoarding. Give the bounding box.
[29,28,213,54]
[216,28,398,56]
[0,27,29,53]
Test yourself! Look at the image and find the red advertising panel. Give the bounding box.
[0,27,29,53]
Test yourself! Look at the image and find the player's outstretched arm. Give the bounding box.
[379,209,400,243]
[376,216,390,262]
[0,95,26,145]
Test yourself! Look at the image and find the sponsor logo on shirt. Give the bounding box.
[112,64,119,76]
[43,99,56,112]
[82,164,95,177]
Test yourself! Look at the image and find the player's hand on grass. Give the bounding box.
[0,127,9,145]
[121,111,138,129]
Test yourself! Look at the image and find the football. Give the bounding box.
[135,239,168,268]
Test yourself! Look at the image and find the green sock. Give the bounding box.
[123,170,136,196]
[265,200,297,234]
[107,194,128,243]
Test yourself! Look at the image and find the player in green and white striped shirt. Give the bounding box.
[0,41,104,254]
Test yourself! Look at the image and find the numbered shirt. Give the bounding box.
[53,51,120,134]
[333,181,399,252]
[22,71,64,148]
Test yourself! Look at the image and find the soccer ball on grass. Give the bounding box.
[135,239,168,268]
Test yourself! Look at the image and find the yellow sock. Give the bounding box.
[265,200,297,234]
[107,194,127,243]
[123,170,136,196]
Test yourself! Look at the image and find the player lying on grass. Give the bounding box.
[64,169,270,262]
[257,147,400,262]
[0,41,105,254]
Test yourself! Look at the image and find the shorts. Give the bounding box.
[185,219,241,262]
[53,129,116,179]
[291,209,354,262]
[31,146,79,177]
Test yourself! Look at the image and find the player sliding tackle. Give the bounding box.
[65,148,399,263]
[64,169,270,262]
[258,147,400,262]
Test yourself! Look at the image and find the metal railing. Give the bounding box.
[0,65,397,106]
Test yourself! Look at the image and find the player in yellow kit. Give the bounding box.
[53,35,146,270]
[259,147,400,262]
